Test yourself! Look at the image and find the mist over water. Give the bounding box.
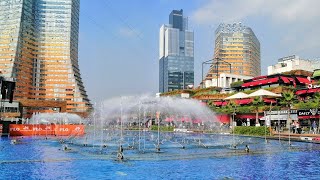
[91,94,218,129]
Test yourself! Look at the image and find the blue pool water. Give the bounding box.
[1,133,320,180]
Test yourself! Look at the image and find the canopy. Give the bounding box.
[224,92,249,100]
[247,89,282,98]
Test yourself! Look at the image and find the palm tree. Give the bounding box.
[281,90,295,113]
[313,92,320,106]
[281,90,295,145]
[313,92,320,133]
[252,96,263,125]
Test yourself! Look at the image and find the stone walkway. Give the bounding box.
[272,131,320,142]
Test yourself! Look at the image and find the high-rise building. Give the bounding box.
[0,0,91,115]
[159,9,194,93]
[204,23,260,85]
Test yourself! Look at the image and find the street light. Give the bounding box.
[201,57,232,88]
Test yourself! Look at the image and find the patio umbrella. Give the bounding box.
[247,89,281,124]
[247,89,282,142]
[224,92,249,100]
[247,89,282,98]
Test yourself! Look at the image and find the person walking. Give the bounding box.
[312,121,317,134]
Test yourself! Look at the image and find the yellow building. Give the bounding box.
[205,23,260,85]
[0,0,91,117]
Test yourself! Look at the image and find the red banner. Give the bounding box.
[9,124,85,136]
[54,125,85,136]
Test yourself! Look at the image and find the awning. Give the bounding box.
[260,114,298,120]
[296,89,308,95]
[178,117,192,122]
[236,114,263,119]
[299,115,320,119]
[296,77,311,84]
[235,98,253,105]
[216,114,230,123]
[192,119,202,123]
[267,77,279,84]
[213,101,223,106]
[307,88,320,94]
[280,76,290,84]
[287,77,295,82]
[165,117,174,122]
[213,101,228,106]
[241,77,279,88]
[263,98,276,103]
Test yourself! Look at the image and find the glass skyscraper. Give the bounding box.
[159,9,194,93]
[0,0,91,115]
[205,23,260,82]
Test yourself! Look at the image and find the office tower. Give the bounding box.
[159,9,194,93]
[205,23,260,84]
[0,0,91,114]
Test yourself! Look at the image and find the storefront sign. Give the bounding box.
[297,109,320,116]
[266,110,297,115]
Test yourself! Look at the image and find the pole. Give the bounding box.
[266,102,273,143]
[264,111,267,143]
[157,111,160,151]
[120,97,123,147]
[288,105,291,147]
[138,101,141,151]
[201,62,204,88]
[278,110,281,143]
[232,106,235,147]
[216,60,219,87]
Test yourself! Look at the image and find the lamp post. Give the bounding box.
[201,58,231,88]
[232,104,237,148]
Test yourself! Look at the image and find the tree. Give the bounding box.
[281,90,295,129]
[252,96,263,125]
[314,92,320,131]
[313,92,320,105]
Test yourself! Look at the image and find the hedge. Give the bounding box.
[233,126,270,136]
[151,125,174,132]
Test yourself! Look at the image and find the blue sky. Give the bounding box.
[78,0,320,102]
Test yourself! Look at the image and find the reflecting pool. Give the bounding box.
[1,133,320,179]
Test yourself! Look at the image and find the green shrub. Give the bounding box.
[151,125,174,132]
[230,81,244,88]
[234,126,270,136]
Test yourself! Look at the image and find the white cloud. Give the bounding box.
[190,0,320,58]
[191,0,320,25]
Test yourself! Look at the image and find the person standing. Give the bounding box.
[274,121,278,132]
[296,121,301,134]
[312,121,317,134]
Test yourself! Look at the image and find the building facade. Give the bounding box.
[205,23,260,85]
[204,73,253,88]
[268,55,320,75]
[159,9,194,93]
[0,0,91,115]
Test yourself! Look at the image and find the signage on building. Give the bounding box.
[308,84,320,89]
[278,55,296,62]
[266,110,297,115]
[297,109,320,116]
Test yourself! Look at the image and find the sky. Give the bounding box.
[78,0,320,103]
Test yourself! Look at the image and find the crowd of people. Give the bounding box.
[271,120,319,135]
